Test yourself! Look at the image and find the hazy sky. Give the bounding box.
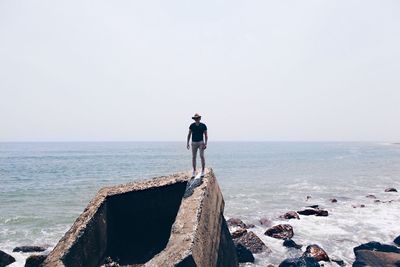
[1,1,399,142]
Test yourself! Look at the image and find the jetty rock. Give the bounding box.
[0,250,15,267]
[43,168,238,267]
[353,241,400,267]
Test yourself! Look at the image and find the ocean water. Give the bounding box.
[1,142,400,266]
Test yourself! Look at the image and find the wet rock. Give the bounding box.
[374,199,381,203]
[235,244,254,263]
[366,194,376,199]
[283,239,302,249]
[353,241,400,267]
[246,223,255,229]
[227,218,247,228]
[13,246,46,253]
[330,198,338,203]
[265,224,294,239]
[25,254,47,267]
[307,205,319,209]
[306,196,312,201]
[297,209,328,217]
[278,256,320,267]
[280,211,300,220]
[331,257,345,266]
[303,244,329,262]
[0,250,16,267]
[231,228,247,239]
[385,188,397,192]
[234,231,270,253]
[394,235,400,246]
[259,217,273,226]
[352,204,366,208]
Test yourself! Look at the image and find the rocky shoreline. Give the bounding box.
[1,187,399,267]
[226,186,400,266]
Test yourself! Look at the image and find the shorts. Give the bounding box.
[191,141,205,158]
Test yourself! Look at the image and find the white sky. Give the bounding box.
[0,1,399,142]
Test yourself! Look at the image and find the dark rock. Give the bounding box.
[235,244,254,263]
[353,249,400,267]
[303,244,329,262]
[231,228,247,239]
[394,235,400,246]
[306,196,312,201]
[366,194,376,199]
[234,231,270,253]
[259,217,273,226]
[246,223,255,229]
[227,218,247,228]
[100,256,120,267]
[280,211,300,220]
[25,254,47,267]
[279,256,320,267]
[354,241,400,253]
[0,250,16,267]
[265,224,294,239]
[374,199,381,203]
[283,239,302,249]
[307,205,319,209]
[297,209,328,217]
[330,198,338,203]
[385,188,398,192]
[13,246,46,253]
[331,258,345,266]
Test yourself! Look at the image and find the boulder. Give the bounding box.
[330,198,338,203]
[25,254,47,267]
[353,241,400,267]
[234,231,270,253]
[231,228,247,239]
[278,256,320,267]
[279,211,300,220]
[0,250,15,267]
[385,188,398,192]
[297,209,328,217]
[331,258,345,266]
[307,205,319,209]
[265,224,294,239]
[303,244,329,262]
[366,194,376,199]
[13,246,46,253]
[283,239,302,249]
[227,218,247,228]
[394,235,400,246]
[306,196,312,201]
[259,217,273,226]
[235,244,254,263]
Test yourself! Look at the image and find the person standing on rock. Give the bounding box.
[187,113,208,178]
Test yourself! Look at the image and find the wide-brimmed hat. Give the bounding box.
[192,113,201,120]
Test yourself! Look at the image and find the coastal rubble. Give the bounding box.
[278,256,320,267]
[233,231,270,254]
[283,239,302,249]
[0,250,15,267]
[265,224,294,239]
[13,246,47,253]
[353,241,400,266]
[303,244,330,262]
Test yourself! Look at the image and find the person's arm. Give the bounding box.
[187,130,191,150]
[204,130,208,149]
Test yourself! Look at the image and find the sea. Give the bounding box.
[1,142,400,266]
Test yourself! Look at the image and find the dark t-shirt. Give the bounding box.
[189,122,207,142]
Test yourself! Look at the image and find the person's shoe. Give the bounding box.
[191,171,196,178]
[200,170,205,177]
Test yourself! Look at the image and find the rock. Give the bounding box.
[227,218,247,228]
[366,194,376,199]
[100,256,120,267]
[235,244,254,263]
[307,205,319,209]
[265,224,294,239]
[13,246,46,253]
[353,241,400,267]
[283,239,302,249]
[231,228,247,239]
[331,258,345,266]
[246,223,255,229]
[234,231,270,253]
[297,209,328,217]
[280,211,300,220]
[374,199,381,203]
[385,188,398,192]
[330,198,338,203]
[25,254,47,267]
[259,217,273,226]
[0,250,16,267]
[278,256,320,267]
[306,196,312,201]
[354,241,400,253]
[303,244,329,262]
[394,235,400,246]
